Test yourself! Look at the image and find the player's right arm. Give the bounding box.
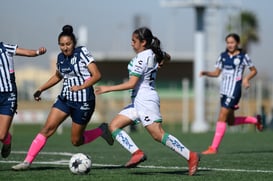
[33,70,63,101]
[200,68,221,78]
[15,47,47,57]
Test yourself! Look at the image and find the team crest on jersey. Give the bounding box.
[234,58,240,65]
[71,56,77,65]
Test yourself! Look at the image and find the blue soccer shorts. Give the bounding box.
[0,92,17,116]
[53,96,95,125]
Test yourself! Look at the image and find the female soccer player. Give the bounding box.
[12,25,113,170]
[0,42,46,159]
[200,33,263,155]
[95,27,200,176]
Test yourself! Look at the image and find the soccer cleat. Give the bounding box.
[1,143,11,158]
[256,115,263,132]
[99,123,114,145]
[125,149,147,168]
[12,162,31,171]
[188,152,200,176]
[202,146,217,155]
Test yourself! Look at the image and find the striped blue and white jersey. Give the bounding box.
[128,49,158,98]
[0,42,17,92]
[57,46,95,102]
[215,51,254,97]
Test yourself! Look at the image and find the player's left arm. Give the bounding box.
[243,66,257,89]
[95,76,139,95]
[15,47,47,57]
[70,62,101,92]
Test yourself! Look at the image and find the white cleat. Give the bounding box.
[12,162,31,171]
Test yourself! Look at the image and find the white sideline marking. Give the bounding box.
[1,151,273,174]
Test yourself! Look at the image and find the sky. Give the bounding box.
[1,0,273,79]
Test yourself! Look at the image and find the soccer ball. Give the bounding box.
[69,153,92,174]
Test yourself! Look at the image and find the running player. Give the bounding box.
[95,27,200,176]
[0,42,46,159]
[12,25,113,170]
[200,33,263,155]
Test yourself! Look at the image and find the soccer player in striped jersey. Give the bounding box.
[12,25,113,170]
[0,42,46,158]
[200,33,263,155]
[95,27,199,176]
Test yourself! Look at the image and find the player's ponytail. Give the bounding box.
[58,25,77,46]
[150,36,165,63]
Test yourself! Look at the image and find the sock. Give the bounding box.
[233,117,257,125]
[161,133,190,160]
[112,129,139,154]
[83,128,103,144]
[2,132,11,145]
[211,121,227,150]
[25,133,47,164]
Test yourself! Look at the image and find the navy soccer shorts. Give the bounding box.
[53,96,95,125]
[220,94,241,110]
[0,92,17,116]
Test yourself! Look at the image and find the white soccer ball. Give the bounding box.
[69,153,92,174]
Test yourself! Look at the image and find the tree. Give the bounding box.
[227,10,259,52]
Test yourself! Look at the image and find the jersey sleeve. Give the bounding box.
[130,56,146,77]
[80,46,95,65]
[3,43,17,56]
[243,54,254,68]
[214,55,223,69]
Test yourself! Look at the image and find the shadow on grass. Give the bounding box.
[92,165,125,170]
[228,149,273,154]
[130,169,210,176]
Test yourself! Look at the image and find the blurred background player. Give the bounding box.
[200,33,263,155]
[12,25,113,170]
[0,42,46,158]
[95,27,199,176]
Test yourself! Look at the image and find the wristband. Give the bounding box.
[36,50,40,55]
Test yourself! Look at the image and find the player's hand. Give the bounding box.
[70,85,82,92]
[37,47,47,55]
[200,71,206,77]
[95,86,108,95]
[33,90,42,101]
[243,78,250,89]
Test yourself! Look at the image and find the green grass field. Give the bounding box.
[0,124,272,181]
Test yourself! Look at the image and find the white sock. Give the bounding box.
[112,129,139,154]
[162,133,190,160]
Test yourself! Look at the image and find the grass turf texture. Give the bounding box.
[0,124,272,181]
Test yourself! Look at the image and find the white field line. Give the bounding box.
[1,151,272,174]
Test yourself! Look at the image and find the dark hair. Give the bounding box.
[58,25,77,46]
[133,27,164,63]
[225,33,240,43]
